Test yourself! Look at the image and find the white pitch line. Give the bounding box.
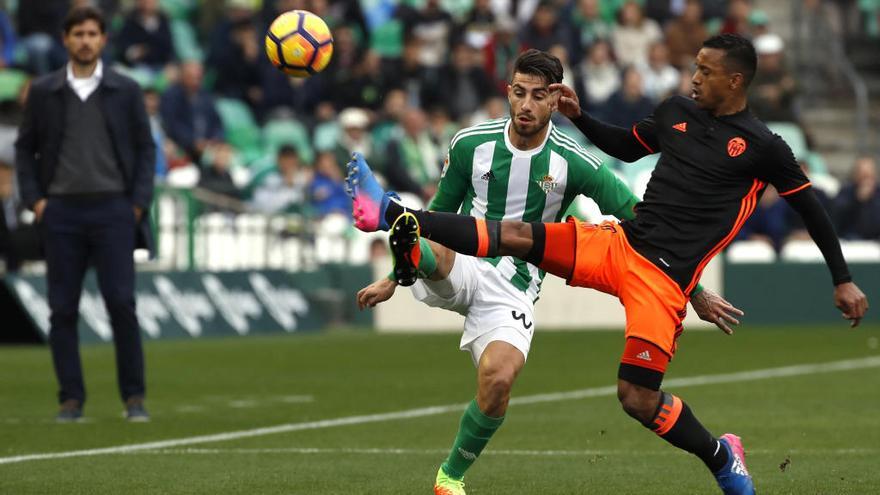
[133,447,880,457]
[1,355,878,466]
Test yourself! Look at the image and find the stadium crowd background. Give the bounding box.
[0,0,879,272]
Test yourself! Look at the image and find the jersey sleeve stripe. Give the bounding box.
[778,182,812,197]
[474,219,490,257]
[450,126,506,149]
[631,124,655,154]
[684,179,765,295]
[549,135,600,169]
[551,131,604,169]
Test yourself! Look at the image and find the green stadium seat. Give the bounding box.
[313,122,341,152]
[263,119,314,165]
[215,97,263,164]
[370,20,403,58]
[767,122,808,161]
[170,19,201,61]
[0,68,27,102]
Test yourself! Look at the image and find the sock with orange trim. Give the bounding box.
[647,392,729,473]
[383,200,501,258]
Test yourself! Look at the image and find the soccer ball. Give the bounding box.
[265,10,334,77]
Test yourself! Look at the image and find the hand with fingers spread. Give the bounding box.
[691,288,745,335]
[833,282,868,328]
[356,277,398,310]
[548,83,582,119]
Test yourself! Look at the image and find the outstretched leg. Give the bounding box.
[617,341,755,495]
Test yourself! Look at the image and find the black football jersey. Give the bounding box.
[620,96,811,294]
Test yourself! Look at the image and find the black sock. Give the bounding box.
[648,393,729,473]
[386,200,500,258]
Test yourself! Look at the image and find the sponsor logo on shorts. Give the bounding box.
[511,311,533,330]
[636,350,652,361]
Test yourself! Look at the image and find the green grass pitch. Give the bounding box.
[1,325,878,494]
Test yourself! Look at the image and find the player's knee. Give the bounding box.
[499,221,533,257]
[483,366,516,396]
[617,383,655,423]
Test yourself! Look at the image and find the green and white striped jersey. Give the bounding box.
[429,118,638,301]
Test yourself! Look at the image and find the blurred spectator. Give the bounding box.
[371,88,408,155]
[0,133,41,272]
[675,66,693,97]
[115,0,175,72]
[549,44,577,90]
[461,0,496,49]
[324,25,365,110]
[336,49,387,111]
[159,61,225,160]
[206,0,257,74]
[834,156,880,240]
[197,142,242,209]
[250,145,311,215]
[574,39,620,110]
[0,10,16,69]
[399,0,455,69]
[209,16,264,113]
[643,0,685,25]
[736,186,790,251]
[601,66,655,126]
[16,0,68,74]
[310,151,351,217]
[143,87,169,181]
[439,43,495,120]
[748,9,771,37]
[427,106,458,151]
[384,108,441,202]
[638,41,679,101]
[483,16,522,94]
[611,1,663,67]
[749,34,798,123]
[664,0,708,68]
[572,0,612,58]
[332,107,372,174]
[385,35,440,109]
[468,95,509,125]
[521,0,572,53]
[720,0,752,36]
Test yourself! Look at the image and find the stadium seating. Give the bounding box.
[215,98,263,164]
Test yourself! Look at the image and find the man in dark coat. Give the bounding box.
[15,7,155,422]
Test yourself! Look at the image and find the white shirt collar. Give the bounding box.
[66,59,103,101]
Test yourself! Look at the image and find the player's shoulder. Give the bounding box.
[658,94,695,111]
[449,118,508,151]
[548,126,603,170]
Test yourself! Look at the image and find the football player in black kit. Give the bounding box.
[345,34,868,494]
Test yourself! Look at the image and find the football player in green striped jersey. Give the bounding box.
[355,49,740,495]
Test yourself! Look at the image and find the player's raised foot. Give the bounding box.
[389,212,421,287]
[433,467,466,495]
[714,433,756,495]
[344,152,398,232]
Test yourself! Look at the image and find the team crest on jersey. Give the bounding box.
[536,175,558,193]
[727,137,747,157]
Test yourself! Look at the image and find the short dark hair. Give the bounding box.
[512,49,563,86]
[702,34,757,86]
[277,145,299,159]
[63,6,106,34]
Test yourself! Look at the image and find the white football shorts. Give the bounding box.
[410,254,536,366]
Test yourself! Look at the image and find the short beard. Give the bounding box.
[70,52,98,67]
[512,117,549,138]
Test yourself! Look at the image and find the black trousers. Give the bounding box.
[43,196,144,405]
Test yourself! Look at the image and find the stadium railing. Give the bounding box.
[150,186,366,272]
